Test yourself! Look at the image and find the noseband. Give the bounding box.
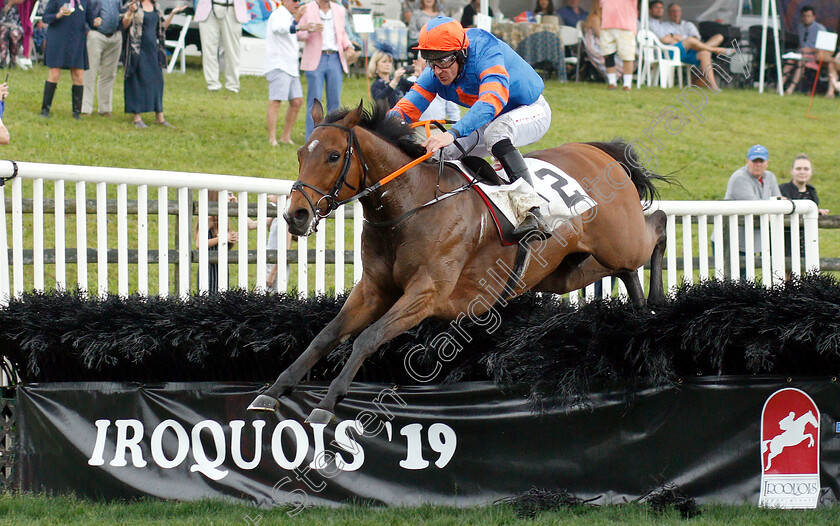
[291,123,370,223]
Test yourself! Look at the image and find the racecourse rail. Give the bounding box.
[0,160,822,303]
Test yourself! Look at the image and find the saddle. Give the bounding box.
[447,156,597,247]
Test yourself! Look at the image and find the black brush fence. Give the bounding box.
[1,273,840,398]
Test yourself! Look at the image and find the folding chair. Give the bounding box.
[559,24,582,82]
[166,14,193,74]
[636,29,688,88]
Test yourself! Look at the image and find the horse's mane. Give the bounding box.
[324,102,427,159]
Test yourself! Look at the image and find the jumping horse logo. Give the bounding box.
[758,387,821,509]
[761,410,818,471]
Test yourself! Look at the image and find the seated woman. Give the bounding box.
[582,0,623,81]
[369,43,412,108]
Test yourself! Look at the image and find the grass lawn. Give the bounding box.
[2,494,840,525]
[2,60,839,290]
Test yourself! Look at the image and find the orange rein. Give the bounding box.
[373,120,448,187]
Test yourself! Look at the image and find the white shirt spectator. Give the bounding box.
[659,19,700,39]
[265,5,300,76]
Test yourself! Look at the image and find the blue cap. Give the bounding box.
[747,144,769,161]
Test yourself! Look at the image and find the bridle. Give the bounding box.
[290,120,473,230]
[290,123,370,223]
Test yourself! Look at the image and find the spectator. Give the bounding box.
[16,0,33,69]
[600,0,636,91]
[653,2,730,91]
[369,43,411,107]
[32,1,46,60]
[0,82,10,144]
[195,191,260,293]
[408,0,443,48]
[81,0,123,117]
[0,0,24,68]
[298,0,359,140]
[41,0,99,119]
[460,0,492,28]
[646,0,665,36]
[122,0,186,128]
[827,18,840,97]
[785,5,827,95]
[556,0,587,27]
[534,0,555,17]
[194,0,248,93]
[195,191,238,294]
[779,154,828,215]
[265,0,310,146]
[583,0,624,81]
[724,144,782,254]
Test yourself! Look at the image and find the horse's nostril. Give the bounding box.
[292,208,309,225]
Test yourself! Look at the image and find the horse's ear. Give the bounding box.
[342,100,365,128]
[311,99,324,126]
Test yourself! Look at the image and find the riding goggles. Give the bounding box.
[427,53,458,69]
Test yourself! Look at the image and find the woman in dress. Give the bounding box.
[41,0,99,119]
[122,0,185,128]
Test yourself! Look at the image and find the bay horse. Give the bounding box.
[249,100,668,423]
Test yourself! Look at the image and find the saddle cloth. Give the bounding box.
[449,158,597,246]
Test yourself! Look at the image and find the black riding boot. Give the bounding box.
[71,84,83,120]
[41,81,57,118]
[491,139,549,240]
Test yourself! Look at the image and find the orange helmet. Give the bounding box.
[414,17,470,60]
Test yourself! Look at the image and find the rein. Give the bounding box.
[292,120,474,230]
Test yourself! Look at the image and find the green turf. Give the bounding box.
[1,494,839,525]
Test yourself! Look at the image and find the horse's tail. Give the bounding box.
[586,140,670,209]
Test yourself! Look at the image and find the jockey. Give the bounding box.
[390,16,552,238]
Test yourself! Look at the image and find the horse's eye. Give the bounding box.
[328,152,341,163]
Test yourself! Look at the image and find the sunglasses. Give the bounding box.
[428,54,458,70]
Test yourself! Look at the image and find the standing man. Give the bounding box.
[82,0,123,117]
[600,0,637,91]
[265,0,313,146]
[724,145,782,254]
[297,0,358,139]
[195,0,248,93]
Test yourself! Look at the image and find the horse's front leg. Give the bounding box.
[248,279,391,412]
[306,279,440,424]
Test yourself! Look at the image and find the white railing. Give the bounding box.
[0,161,821,305]
[0,160,363,301]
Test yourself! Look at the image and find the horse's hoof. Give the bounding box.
[305,408,336,425]
[248,394,280,412]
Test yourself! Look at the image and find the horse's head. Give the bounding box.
[285,100,368,236]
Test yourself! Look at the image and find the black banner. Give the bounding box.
[16,379,840,507]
